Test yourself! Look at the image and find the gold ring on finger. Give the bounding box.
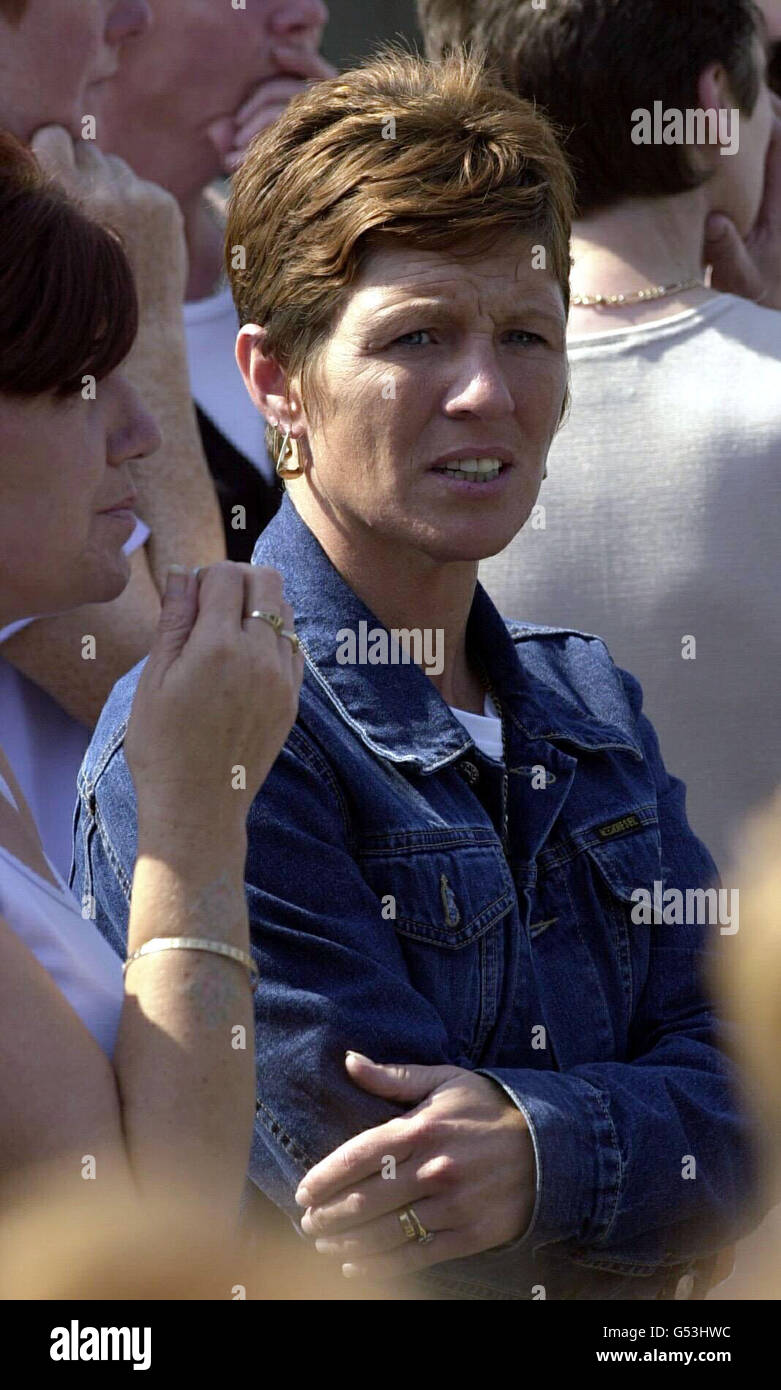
[245,609,284,632]
[406,1206,433,1245]
[398,1208,418,1242]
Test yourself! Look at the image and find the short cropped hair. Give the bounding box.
[226,47,574,458]
[417,0,765,215]
[0,132,138,396]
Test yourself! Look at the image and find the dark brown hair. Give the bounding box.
[0,132,138,396]
[417,0,765,215]
[226,47,574,457]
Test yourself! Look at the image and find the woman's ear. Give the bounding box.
[235,324,296,430]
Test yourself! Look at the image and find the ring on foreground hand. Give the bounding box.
[280,628,300,653]
[398,1206,434,1245]
[245,609,284,632]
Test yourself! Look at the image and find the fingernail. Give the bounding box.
[166,564,188,595]
[295,1185,311,1207]
[346,1050,374,1065]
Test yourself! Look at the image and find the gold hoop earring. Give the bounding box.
[275,429,305,480]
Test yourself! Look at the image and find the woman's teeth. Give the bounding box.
[436,457,503,482]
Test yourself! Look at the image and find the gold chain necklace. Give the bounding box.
[571,277,704,308]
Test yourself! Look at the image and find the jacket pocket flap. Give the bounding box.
[359,840,515,948]
[584,824,662,903]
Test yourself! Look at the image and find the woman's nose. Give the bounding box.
[109,381,162,466]
[105,1,153,48]
[444,351,516,419]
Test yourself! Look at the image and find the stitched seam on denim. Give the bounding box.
[254,1098,316,1172]
[358,829,499,854]
[470,927,499,1060]
[82,717,130,791]
[302,658,468,774]
[93,804,132,901]
[286,725,352,843]
[538,807,659,873]
[392,890,513,946]
[588,1086,624,1246]
[566,1249,669,1274]
[561,869,616,1061]
[610,897,634,1037]
[504,707,644,762]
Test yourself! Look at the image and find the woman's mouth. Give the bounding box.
[431,457,507,484]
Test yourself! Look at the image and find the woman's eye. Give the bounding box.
[392,329,432,346]
[506,330,546,345]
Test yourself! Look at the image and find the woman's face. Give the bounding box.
[0,0,152,141]
[0,373,160,624]
[289,233,568,568]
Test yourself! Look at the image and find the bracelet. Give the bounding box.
[123,936,259,990]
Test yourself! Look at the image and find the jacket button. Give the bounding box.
[674,1272,696,1300]
[460,761,480,784]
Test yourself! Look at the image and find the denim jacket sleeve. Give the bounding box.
[477,668,756,1269]
[245,725,477,1212]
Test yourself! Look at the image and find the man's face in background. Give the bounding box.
[0,0,151,141]
[98,0,329,191]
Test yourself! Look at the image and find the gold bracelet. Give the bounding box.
[123,937,259,990]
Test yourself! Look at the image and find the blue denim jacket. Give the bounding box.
[72,496,755,1300]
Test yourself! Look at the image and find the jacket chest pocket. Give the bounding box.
[528,825,660,1069]
[358,837,516,1062]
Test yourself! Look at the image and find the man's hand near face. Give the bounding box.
[295,1052,536,1285]
[704,94,781,309]
[206,43,336,173]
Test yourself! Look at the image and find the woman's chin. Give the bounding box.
[78,555,132,608]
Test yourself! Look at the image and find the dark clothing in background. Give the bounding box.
[196,406,282,562]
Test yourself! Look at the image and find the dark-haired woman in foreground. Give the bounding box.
[0,136,302,1218]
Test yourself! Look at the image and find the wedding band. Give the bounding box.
[398,1209,417,1242]
[245,610,284,632]
[398,1206,433,1245]
[280,628,300,653]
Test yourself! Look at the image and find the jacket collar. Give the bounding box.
[254,497,642,772]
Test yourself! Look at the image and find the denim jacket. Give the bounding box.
[72,496,755,1300]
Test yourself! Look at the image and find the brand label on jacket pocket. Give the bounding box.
[595,813,642,840]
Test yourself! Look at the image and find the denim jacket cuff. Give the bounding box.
[476,1067,621,1251]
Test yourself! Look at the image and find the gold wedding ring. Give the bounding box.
[245,609,284,632]
[398,1206,433,1245]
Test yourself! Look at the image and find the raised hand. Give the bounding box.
[206,44,336,173]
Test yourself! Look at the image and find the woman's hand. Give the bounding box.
[206,45,336,173]
[295,1054,536,1282]
[125,562,302,837]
